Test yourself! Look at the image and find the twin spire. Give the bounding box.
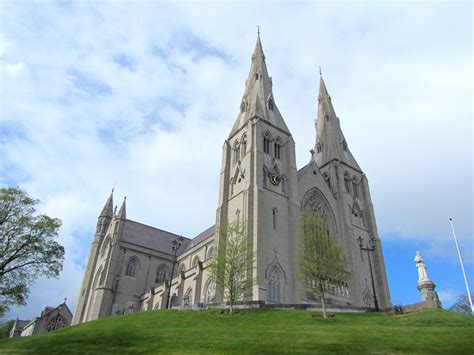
[314,75,360,170]
[229,33,289,136]
[99,189,126,220]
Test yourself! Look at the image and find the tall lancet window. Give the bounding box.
[268,266,281,303]
[274,138,282,159]
[233,141,240,165]
[241,134,247,159]
[344,172,352,194]
[352,177,358,198]
[125,259,136,278]
[263,131,272,154]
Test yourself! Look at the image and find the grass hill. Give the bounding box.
[0,308,473,354]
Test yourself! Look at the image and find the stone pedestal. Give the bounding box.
[417,280,442,309]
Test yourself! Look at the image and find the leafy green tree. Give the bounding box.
[0,187,64,317]
[449,294,473,315]
[297,209,349,318]
[208,221,255,315]
[0,319,14,339]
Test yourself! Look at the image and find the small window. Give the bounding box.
[342,140,348,151]
[236,209,241,224]
[183,288,193,306]
[316,143,322,153]
[344,172,351,194]
[352,178,358,197]
[192,256,199,268]
[241,101,246,113]
[233,141,240,165]
[125,260,136,277]
[155,265,169,284]
[241,135,247,158]
[323,172,331,188]
[268,100,274,111]
[274,141,281,159]
[272,208,277,230]
[264,137,270,154]
[255,73,259,80]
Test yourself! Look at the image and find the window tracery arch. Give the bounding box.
[46,314,67,332]
[155,264,169,285]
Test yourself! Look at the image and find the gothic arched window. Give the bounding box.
[206,246,214,259]
[192,256,199,268]
[352,177,358,197]
[155,265,169,285]
[274,138,282,159]
[183,288,193,306]
[46,314,67,332]
[241,134,247,158]
[263,131,272,154]
[233,141,240,166]
[204,280,216,303]
[125,259,136,278]
[316,143,322,153]
[268,266,281,303]
[344,172,352,194]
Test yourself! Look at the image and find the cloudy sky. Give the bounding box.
[1,1,472,320]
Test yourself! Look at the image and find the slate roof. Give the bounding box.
[122,220,214,256]
[122,220,191,255]
[183,225,215,253]
[14,319,30,330]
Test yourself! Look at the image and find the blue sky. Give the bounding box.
[0,1,472,320]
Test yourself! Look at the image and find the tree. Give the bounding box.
[0,187,64,317]
[0,319,14,339]
[449,294,473,315]
[208,221,255,315]
[297,209,349,319]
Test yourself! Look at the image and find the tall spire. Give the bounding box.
[229,34,289,136]
[99,190,114,218]
[117,197,126,220]
[314,75,361,170]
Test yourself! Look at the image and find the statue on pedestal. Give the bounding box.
[414,251,441,309]
[414,251,430,282]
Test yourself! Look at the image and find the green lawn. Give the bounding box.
[0,308,472,354]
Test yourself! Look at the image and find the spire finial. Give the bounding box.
[257,25,260,36]
[319,66,322,76]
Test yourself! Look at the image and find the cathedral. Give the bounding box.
[72,35,391,325]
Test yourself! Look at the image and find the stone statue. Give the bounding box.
[414,251,429,282]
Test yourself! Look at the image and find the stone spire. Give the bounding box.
[116,197,126,220]
[99,190,114,218]
[229,34,290,136]
[314,75,361,170]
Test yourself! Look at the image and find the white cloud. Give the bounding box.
[0,1,471,319]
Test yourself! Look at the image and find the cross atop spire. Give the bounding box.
[319,66,322,76]
[257,25,260,36]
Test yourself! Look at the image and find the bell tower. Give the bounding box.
[313,74,391,309]
[216,34,300,304]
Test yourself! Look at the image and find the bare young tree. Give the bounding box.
[0,187,64,316]
[297,209,349,318]
[208,221,255,315]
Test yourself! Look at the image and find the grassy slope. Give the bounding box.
[0,309,473,354]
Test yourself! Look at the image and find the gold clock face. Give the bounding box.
[270,175,281,186]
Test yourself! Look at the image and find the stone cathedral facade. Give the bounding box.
[72,36,391,325]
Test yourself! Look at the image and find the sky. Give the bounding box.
[0,1,472,320]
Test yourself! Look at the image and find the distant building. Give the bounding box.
[73,34,392,325]
[10,302,72,337]
[9,319,30,338]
